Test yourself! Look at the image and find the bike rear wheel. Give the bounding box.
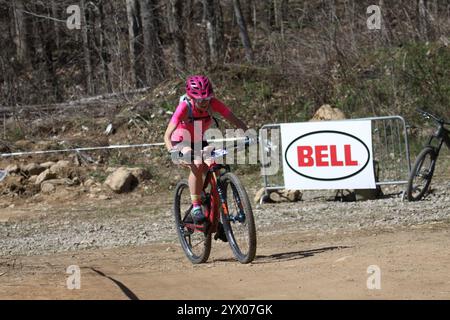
[220,173,256,264]
[406,146,437,201]
[173,180,211,264]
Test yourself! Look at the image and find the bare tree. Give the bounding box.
[169,0,186,72]
[11,0,28,64]
[98,0,112,92]
[232,0,254,62]
[139,0,165,86]
[80,0,94,94]
[50,0,60,50]
[203,0,224,67]
[126,0,142,88]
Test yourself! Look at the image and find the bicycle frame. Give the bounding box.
[424,120,450,156]
[186,162,231,235]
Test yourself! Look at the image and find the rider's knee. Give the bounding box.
[190,163,204,175]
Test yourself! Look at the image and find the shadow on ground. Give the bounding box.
[213,246,350,264]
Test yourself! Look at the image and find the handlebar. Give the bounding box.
[170,136,257,163]
[416,108,450,125]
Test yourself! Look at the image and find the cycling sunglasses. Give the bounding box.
[194,97,212,104]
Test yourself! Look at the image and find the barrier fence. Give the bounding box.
[259,116,412,192]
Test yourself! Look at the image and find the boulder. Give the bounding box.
[310,104,346,121]
[28,175,38,184]
[1,175,25,194]
[49,160,71,173]
[21,163,46,176]
[49,160,75,179]
[40,161,56,169]
[35,169,57,185]
[129,168,151,182]
[104,168,138,193]
[5,164,20,174]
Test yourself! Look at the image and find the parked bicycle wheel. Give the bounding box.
[220,173,256,264]
[406,146,437,201]
[173,180,211,264]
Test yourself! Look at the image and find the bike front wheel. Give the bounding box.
[406,146,437,201]
[173,180,211,264]
[220,173,257,264]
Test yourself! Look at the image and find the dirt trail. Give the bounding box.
[1,224,449,300]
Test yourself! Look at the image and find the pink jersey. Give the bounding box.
[170,97,232,142]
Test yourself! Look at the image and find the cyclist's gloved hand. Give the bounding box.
[169,149,182,162]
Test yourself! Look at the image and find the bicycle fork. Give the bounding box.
[214,172,246,224]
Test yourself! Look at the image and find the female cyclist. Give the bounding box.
[164,75,248,224]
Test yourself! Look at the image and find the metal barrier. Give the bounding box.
[259,116,411,192]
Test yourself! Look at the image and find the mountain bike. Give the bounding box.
[172,138,257,264]
[406,109,450,201]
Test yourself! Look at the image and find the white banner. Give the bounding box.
[281,121,376,190]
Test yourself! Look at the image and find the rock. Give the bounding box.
[72,177,81,185]
[21,163,46,176]
[40,161,56,169]
[5,164,20,174]
[43,178,74,186]
[129,168,151,182]
[84,179,96,188]
[49,160,75,179]
[14,140,33,150]
[28,175,38,184]
[1,176,25,194]
[35,141,58,150]
[104,168,138,193]
[40,182,56,194]
[90,187,102,194]
[49,160,71,173]
[310,105,346,121]
[35,169,57,185]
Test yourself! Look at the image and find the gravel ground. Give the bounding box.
[0,182,449,257]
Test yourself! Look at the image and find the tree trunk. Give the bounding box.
[98,0,111,92]
[80,0,94,95]
[169,0,186,72]
[139,0,165,87]
[242,0,253,26]
[126,0,142,88]
[50,0,60,50]
[418,0,429,40]
[203,0,224,67]
[39,16,61,101]
[232,0,254,62]
[12,0,28,64]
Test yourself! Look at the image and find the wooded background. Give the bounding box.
[1,0,450,119]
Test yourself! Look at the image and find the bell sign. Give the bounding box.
[281,120,376,190]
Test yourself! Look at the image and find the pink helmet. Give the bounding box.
[185,75,214,99]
